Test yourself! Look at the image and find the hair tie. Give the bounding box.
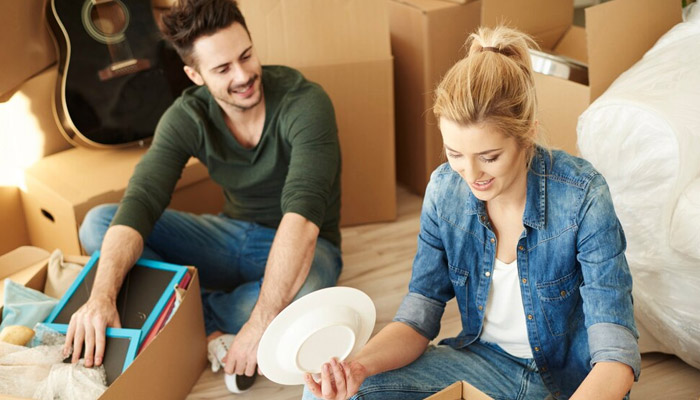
[482,46,502,54]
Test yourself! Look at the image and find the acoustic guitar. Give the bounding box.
[47,0,191,148]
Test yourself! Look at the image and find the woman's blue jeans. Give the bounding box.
[302,341,551,400]
[79,204,342,335]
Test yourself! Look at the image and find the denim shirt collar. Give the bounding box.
[465,147,547,230]
[523,148,547,230]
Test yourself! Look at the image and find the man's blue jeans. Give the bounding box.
[302,340,551,400]
[79,204,343,335]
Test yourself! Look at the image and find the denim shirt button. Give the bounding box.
[485,271,491,277]
[527,314,533,320]
[534,346,540,352]
[489,237,495,244]
[478,305,483,311]
[518,245,525,251]
[521,278,527,284]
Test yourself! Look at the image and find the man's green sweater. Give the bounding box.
[112,66,341,247]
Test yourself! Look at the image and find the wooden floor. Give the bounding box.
[187,186,700,400]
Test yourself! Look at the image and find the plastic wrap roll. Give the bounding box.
[577,15,700,369]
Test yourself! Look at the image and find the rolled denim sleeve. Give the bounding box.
[588,323,641,380]
[392,169,455,340]
[394,292,446,340]
[577,174,641,379]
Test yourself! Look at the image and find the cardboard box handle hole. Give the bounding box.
[41,208,55,222]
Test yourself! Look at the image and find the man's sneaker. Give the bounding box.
[207,334,235,373]
[225,372,257,393]
[207,333,257,393]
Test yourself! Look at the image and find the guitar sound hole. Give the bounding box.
[90,1,127,37]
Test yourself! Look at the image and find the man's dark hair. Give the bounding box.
[161,0,249,66]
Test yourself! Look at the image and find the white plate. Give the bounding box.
[257,286,376,385]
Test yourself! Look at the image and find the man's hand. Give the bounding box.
[63,295,121,367]
[223,320,265,377]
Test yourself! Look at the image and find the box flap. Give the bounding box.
[554,25,587,64]
[391,0,466,13]
[461,380,494,399]
[424,381,463,399]
[585,0,681,101]
[239,0,391,67]
[424,380,494,399]
[0,246,50,279]
[0,246,50,310]
[481,0,572,50]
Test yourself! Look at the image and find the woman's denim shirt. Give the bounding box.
[394,148,640,399]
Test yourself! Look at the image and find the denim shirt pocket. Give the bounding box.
[448,264,469,318]
[535,269,583,336]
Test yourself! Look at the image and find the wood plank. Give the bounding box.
[187,186,700,400]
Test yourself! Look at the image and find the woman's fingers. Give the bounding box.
[330,358,347,395]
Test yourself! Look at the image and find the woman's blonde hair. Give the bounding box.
[433,26,546,159]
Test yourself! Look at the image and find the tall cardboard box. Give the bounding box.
[480,0,682,156]
[0,186,30,255]
[0,246,207,399]
[239,0,397,226]
[390,0,482,195]
[20,146,225,255]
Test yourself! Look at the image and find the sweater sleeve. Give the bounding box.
[110,103,196,240]
[279,84,340,228]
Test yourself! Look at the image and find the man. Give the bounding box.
[64,0,342,392]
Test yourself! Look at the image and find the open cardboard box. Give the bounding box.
[481,0,682,155]
[392,0,681,194]
[425,381,493,400]
[20,146,225,255]
[0,246,207,399]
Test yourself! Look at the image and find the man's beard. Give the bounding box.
[221,74,263,111]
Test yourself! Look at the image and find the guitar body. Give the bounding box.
[47,0,191,147]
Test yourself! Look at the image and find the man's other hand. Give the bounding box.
[223,320,265,377]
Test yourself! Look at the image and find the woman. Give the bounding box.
[303,26,640,400]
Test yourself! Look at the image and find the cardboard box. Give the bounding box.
[0,0,56,100]
[20,146,225,255]
[390,0,482,194]
[0,246,207,399]
[481,0,682,156]
[239,0,397,226]
[425,381,493,400]
[0,187,30,256]
[392,0,681,194]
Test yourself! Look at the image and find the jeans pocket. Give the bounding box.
[535,270,583,336]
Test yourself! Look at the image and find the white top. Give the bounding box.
[480,258,534,359]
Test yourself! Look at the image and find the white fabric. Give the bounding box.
[44,249,83,299]
[480,259,533,359]
[577,15,700,368]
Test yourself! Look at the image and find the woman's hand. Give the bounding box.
[304,358,368,400]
